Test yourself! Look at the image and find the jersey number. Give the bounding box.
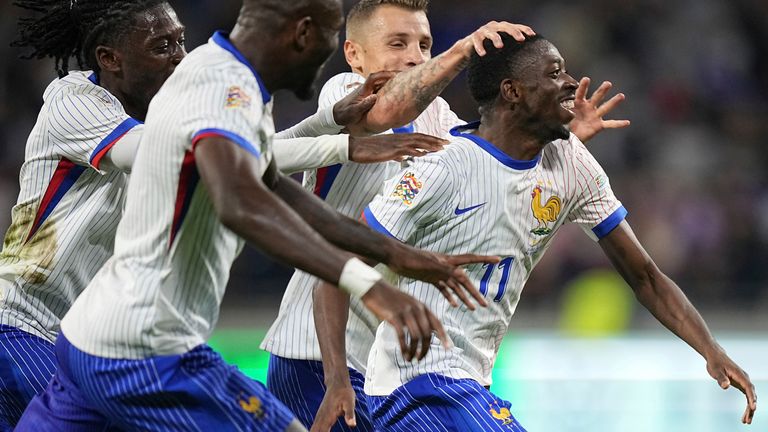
[479,257,514,302]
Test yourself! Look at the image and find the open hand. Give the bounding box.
[349,133,448,163]
[361,281,451,362]
[706,350,757,424]
[333,71,396,127]
[569,77,630,143]
[389,249,498,310]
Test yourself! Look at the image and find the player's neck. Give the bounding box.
[99,75,147,122]
[476,114,546,161]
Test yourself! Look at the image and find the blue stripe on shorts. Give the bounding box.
[0,324,56,431]
[267,354,374,431]
[15,333,297,431]
[369,373,527,432]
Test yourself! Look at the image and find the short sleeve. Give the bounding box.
[363,155,458,242]
[566,136,627,241]
[46,91,140,173]
[318,73,366,110]
[183,69,269,174]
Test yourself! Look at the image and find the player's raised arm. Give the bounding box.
[346,21,535,135]
[599,221,757,424]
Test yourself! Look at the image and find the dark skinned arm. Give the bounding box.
[311,281,355,431]
[271,169,493,310]
[196,137,453,361]
[599,221,757,424]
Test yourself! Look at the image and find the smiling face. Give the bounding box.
[345,5,433,76]
[106,2,186,118]
[516,41,578,141]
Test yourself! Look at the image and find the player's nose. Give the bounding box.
[405,45,427,67]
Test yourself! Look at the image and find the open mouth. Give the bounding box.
[559,98,575,112]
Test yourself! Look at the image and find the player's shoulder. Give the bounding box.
[43,71,116,106]
[177,42,256,84]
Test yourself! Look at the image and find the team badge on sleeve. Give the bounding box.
[226,86,251,109]
[390,171,422,206]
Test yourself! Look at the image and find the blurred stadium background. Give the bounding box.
[1,0,766,430]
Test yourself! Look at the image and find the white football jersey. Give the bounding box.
[261,72,462,372]
[0,71,139,343]
[364,123,627,395]
[61,32,274,359]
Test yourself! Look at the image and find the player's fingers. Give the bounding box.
[575,77,590,102]
[715,370,731,389]
[405,134,447,151]
[498,24,527,42]
[427,310,452,350]
[472,34,487,56]
[402,312,423,362]
[436,281,459,308]
[446,277,475,311]
[601,119,631,129]
[356,94,378,112]
[595,93,626,117]
[485,30,504,48]
[590,81,613,106]
[389,316,409,360]
[414,305,433,360]
[343,400,357,427]
[365,71,397,92]
[446,253,501,266]
[454,269,489,308]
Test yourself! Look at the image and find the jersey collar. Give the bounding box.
[211,31,272,105]
[450,121,540,170]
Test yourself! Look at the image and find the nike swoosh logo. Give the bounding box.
[454,203,486,215]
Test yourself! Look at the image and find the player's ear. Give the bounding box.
[95,46,121,74]
[294,16,313,52]
[344,40,363,72]
[500,79,522,104]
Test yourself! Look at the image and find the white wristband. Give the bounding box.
[339,258,382,299]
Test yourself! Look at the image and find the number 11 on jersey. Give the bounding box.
[479,257,514,302]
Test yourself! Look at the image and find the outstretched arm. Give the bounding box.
[348,22,535,135]
[600,221,757,424]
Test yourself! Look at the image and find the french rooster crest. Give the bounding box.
[530,185,561,236]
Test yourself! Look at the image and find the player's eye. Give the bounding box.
[550,69,561,78]
[389,41,406,49]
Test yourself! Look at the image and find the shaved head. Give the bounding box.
[239,0,342,30]
[231,0,344,99]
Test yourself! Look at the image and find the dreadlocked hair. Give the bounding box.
[12,0,166,78]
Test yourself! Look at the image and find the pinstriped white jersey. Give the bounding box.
[61,32,274,359]
[0,71,140,343]
[363,123,627,395]
[261,72,462,372]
